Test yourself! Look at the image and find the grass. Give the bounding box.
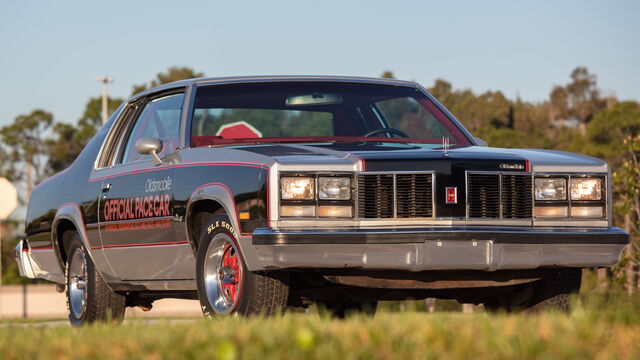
[1,293,639,360]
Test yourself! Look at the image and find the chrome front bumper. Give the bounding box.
[251,227,629,271]
[14,239,38,279]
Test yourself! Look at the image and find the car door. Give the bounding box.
[97,92,189,281]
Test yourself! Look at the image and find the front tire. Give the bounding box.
[65,234,125,326]
[195,213,289,316]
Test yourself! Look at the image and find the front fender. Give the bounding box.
[186,182,260,271]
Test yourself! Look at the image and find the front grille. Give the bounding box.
[468,173,533,219]
[357,173,433,219]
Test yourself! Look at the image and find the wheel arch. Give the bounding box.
[52,218,77,267]
[51,203,95,271]
[186,184,243,253]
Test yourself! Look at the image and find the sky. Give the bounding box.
[0,0,638,127]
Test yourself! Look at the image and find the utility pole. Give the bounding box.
[96,76,113,124]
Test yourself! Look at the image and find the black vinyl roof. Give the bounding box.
[129,75,419,102]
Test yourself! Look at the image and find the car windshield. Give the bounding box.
[190,82,472,148]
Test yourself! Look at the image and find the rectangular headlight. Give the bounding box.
[281,177,315,200]
[570,178,602,200]
[318,177,351,200]
[535,178,567,201]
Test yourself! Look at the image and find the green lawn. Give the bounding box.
[1,294,639,360]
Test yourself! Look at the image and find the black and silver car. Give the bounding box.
[15,76,629,324]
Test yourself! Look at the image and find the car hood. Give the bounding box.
[234,142,608,173]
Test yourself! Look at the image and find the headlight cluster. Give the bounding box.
[534,176,605,218]
[280,175,353,218]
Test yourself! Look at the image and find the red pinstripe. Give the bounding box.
[89,162,268,182]
[93,241,189,250]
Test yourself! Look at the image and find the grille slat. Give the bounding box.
[357,174,394,218]
[396,174,433,218]
[468,174,501,218]
[357,173,433,219]
[468,173,533,219]
[502,175,533,218]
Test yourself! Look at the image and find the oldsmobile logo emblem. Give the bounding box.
[499,163,525,170]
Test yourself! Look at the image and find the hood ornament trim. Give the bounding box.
[442,137,450,157]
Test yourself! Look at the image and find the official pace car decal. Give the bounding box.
[102,177,173,232]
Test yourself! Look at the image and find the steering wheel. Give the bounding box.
[361,128,410,138]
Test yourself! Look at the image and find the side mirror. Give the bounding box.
[135,137,163,165]
[474,137,488,147]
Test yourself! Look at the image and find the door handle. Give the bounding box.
[102,183,112,192]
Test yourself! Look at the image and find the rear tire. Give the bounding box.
[65,233,125,326]
[483,269,582,313]
[195,213,289,316]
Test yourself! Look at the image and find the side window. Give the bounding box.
[96,103,131,168]
[120,93,184,164]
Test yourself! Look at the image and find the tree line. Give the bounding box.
[0,66,203,196]
[1,66,638,291]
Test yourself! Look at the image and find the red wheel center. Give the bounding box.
[220,244,241,303]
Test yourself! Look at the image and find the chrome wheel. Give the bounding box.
[203,233,244,314]
[68,247,88,319]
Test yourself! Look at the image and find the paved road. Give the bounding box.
[0,318,203,327]
[1,284,203,320]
